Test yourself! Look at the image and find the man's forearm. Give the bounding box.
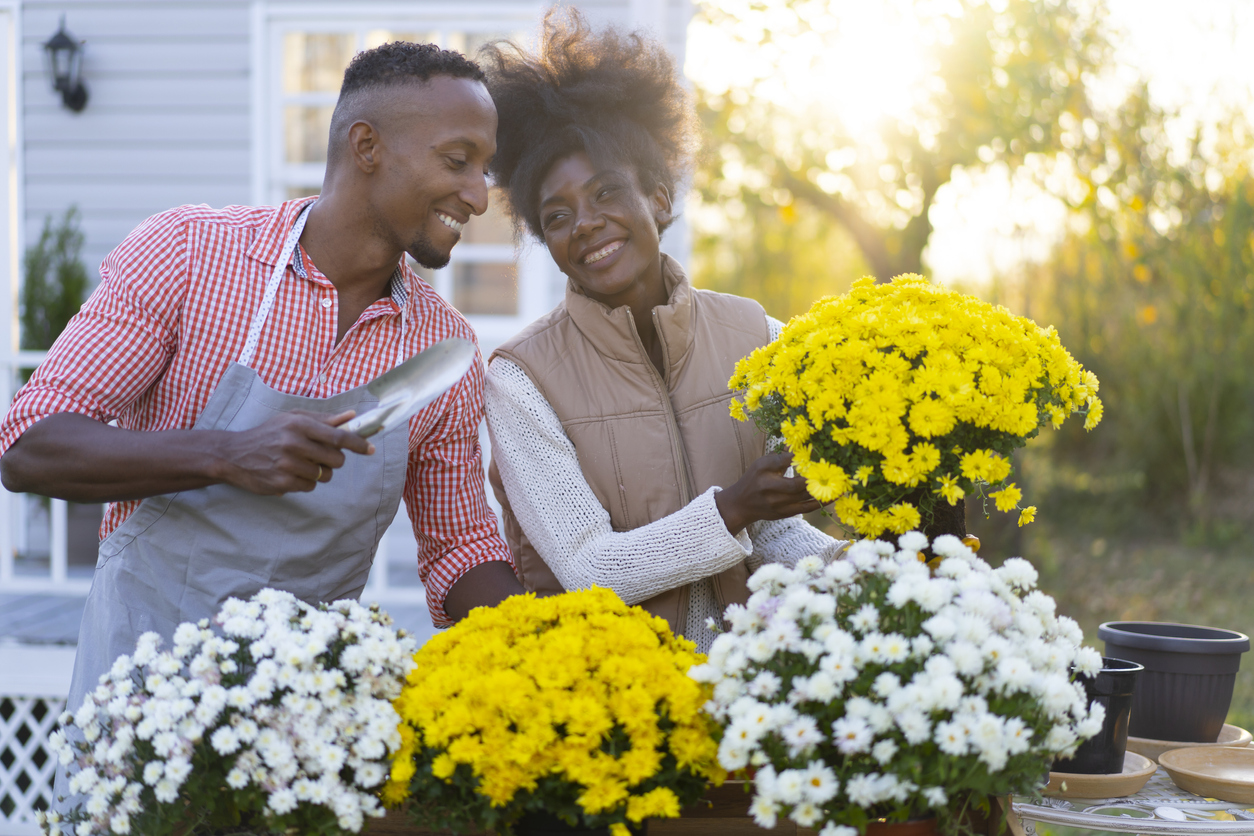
[443,560,525,621]
[0,413,225,502]
[0,409,372,502]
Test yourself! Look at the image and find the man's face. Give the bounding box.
[367,76,498,269]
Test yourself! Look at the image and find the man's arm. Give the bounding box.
[406,354,521,625]
[0,410,373,502]
[0,206,370,502]
[444,561,524,621]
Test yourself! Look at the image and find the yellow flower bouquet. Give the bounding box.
[383,588,724,836]
[730,275,1102,538]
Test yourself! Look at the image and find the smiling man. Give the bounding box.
[0,43,523,729]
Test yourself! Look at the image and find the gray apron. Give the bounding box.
[56,203,409,804]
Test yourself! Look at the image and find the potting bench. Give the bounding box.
[1006,767,1254,835]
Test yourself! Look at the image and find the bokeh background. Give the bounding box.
[683,0,1254,728]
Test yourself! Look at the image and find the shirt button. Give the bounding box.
[318,373,326,384]
[321,298,332,308]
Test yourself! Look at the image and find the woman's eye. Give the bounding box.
[448,158,468,170]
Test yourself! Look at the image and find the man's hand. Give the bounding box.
[0,410,374,503]
[714,451,821,536]
[214,410,374,494]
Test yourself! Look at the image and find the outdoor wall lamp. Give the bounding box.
[43,17,88,112]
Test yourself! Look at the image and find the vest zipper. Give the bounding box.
[629,309,697,630]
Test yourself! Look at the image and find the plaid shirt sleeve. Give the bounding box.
[405,350,517,626]
[0,208,190,456]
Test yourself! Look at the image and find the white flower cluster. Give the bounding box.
[690,533,1104,835]
[41,589,416,836]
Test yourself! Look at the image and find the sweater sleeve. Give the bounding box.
[485,357,754,605]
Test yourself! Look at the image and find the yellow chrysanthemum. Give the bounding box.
[935,473,964,506]
[1018,506,1037,527]
[728,274,1100,536]
[989,483,1023,512]
[385,589,722,832]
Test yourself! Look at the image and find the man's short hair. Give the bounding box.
[327,41,486,162]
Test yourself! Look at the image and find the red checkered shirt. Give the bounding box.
[0,197,515,625]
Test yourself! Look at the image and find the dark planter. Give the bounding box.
[1098,621,1251,743]
[1053,657,1142,774]
[516,812,609,836]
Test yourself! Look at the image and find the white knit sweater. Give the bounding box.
[484,316,847,652]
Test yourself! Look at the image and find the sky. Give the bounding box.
[686,0,1254,286]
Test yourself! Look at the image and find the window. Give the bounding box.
[262,12,559,350]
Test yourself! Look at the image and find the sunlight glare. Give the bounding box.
[688,0,938,138]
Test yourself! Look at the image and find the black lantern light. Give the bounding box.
[43,16,88,112]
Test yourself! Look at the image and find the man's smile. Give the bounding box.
[436,212,465,234]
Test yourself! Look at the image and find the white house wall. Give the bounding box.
[18,0,689,282]
[22,1,253,281]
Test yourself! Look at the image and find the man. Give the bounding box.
[0,42,524,718]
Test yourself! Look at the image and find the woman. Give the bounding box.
[481,11,846,651]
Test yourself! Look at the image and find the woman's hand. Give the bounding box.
[715,451,821,536]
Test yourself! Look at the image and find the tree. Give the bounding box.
[21,206,89,353]
[1025,86,1254,533]
[691,0,1115,289]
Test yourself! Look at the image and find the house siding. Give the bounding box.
[22,1,252,282]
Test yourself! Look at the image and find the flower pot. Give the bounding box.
[516,811,610,836]
[865,818,939,836]
[1098,621,1251,743]
[1052,657,1143,774]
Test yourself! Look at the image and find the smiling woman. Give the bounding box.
[476,10,849,652]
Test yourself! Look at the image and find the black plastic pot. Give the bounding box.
[1098,621,1250,742]
[515,812,610,836]
[1053,657,1143,774]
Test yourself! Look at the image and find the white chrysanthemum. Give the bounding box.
[871,738,899,765]
[831,716,873,754]
[749,795,779,829]
[1073,646,1103,676]
[820,824,858,836]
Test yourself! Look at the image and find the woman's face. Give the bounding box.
[536,151,672,308]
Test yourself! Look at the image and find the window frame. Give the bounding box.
[254,3,557,350]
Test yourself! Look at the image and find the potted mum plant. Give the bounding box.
[729,275,1103,539]
[40,589,416,836]
[690,534,1104,836]
[383,587,725,836]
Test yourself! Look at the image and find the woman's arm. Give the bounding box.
[745,517,849,572]
[486,358,754,605]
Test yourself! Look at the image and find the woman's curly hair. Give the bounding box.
[480,9,699,239]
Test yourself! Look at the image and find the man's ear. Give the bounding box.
[349,120,381,174]
[653,184,673,228]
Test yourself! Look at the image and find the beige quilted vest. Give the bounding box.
[488,255,771,635]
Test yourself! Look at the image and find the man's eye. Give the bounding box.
[448,158,468,169]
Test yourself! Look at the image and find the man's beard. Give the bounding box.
[408,232,452,270]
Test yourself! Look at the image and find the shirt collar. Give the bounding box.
[257,196,413,314]
[246,196,318,269]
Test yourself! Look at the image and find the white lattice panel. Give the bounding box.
[0,696,65,836]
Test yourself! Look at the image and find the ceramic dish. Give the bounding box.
[1044,751,1157,798]
[1127,723,1253,763]
[1159,746,1254,803]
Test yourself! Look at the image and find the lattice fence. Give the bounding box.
[0,696,64,836]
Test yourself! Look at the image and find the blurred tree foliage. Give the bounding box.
[691,0,1113,317]
[22,206,88,352]
[1020,88,1254,537]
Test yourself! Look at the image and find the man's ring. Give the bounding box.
[316,465,323,481]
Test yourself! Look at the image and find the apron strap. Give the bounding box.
[237,202,315,368]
